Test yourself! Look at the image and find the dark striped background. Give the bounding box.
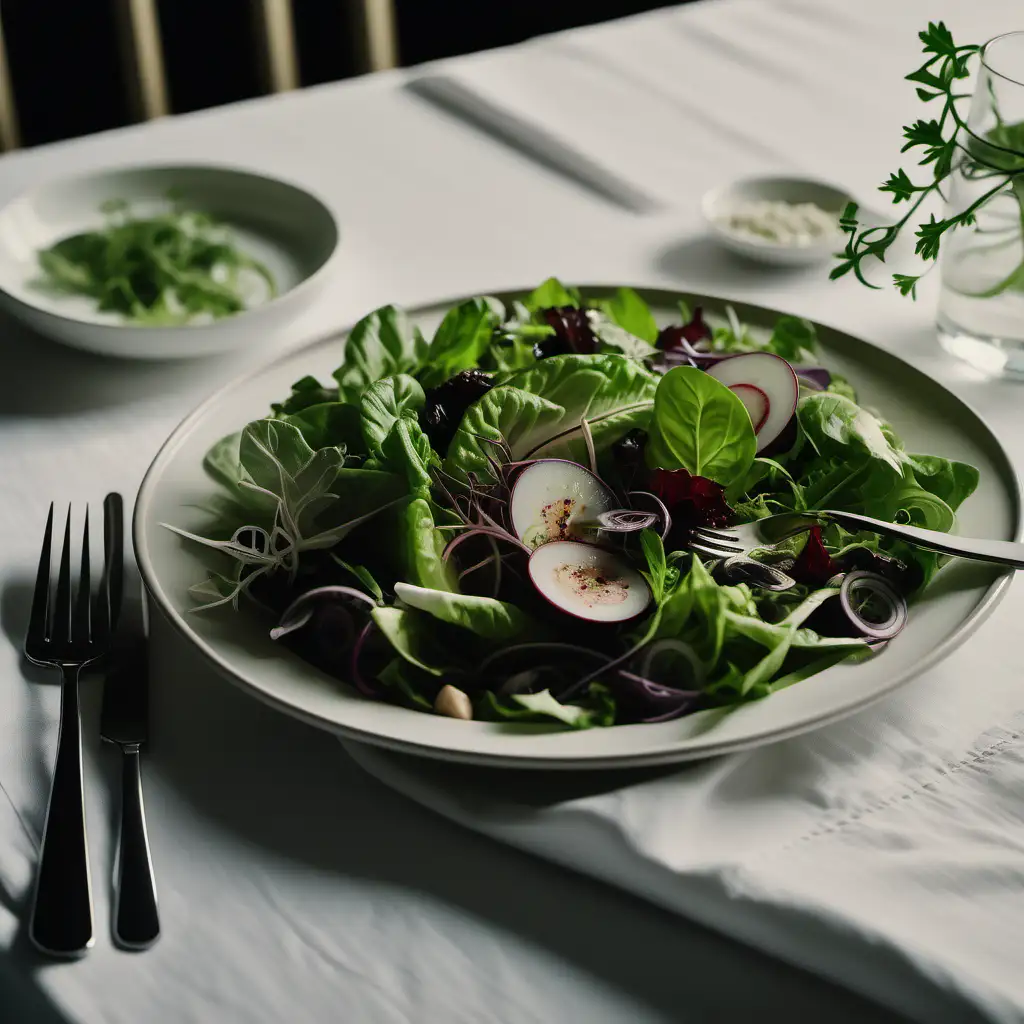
[1,0,680,148]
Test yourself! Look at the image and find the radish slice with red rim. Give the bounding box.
[706,352,799,453]
[509,459,615,549]
[527,541,651,623]
[727,383,770,432]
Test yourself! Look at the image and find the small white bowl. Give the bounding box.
[0,164,339,359]
[701,176,850,267]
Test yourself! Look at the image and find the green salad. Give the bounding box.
[36,195,276,326]
[167,279,979,729]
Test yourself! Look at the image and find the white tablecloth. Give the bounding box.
[0,1,1021,1022]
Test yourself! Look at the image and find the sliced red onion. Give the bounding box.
[348,619,382,697]
[270,585,378,641]
[613,670,700,723]
[627,490,673,542]
[479,641,612,676]
[795,367,832,390]
[839,571,908,641]
[593,508,659,532]
[641,637,706,684]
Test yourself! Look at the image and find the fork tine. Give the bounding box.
[75,507,91,643]
[690,530,744,553]
[27,504,54,647]
[53,506,73,645]
[691,526,738,542]
[690,540,741,560]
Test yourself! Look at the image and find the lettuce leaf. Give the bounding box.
[446,354,657,481]
[335,305,428,405]
[284,402,364,454]
[525,277,580,309]
[394,582,533,640]
[419,296,505,388]
[359,374,425,453]
[399,497,456,591]
[591,287,659,343]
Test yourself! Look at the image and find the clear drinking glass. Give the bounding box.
[937,32,1024,376]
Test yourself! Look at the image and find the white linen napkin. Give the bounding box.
[350,583,1024,1024]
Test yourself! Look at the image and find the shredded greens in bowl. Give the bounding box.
[35,194,277,326]
[165,279,979,730]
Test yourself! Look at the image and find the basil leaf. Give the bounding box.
[418,296,505,388]
[334,305,428,405]
[645,366,757,486]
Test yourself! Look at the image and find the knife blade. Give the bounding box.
[100,593,148,748]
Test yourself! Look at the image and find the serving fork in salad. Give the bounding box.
[688,509,1024,569]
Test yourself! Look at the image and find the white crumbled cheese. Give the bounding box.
[715,199,841,247]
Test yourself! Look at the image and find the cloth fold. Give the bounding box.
[351,581,1024,1024]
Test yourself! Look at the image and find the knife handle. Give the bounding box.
[113,746,160,950]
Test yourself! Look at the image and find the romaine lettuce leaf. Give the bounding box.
[335,305,428,405]
[399,497,456,591]
[359,374,425,453]
[446,354,657,481]
[394,582,533,641]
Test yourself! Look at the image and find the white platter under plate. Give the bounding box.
[134,288,1021,769]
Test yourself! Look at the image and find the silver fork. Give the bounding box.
[25,501,121,957]
[688,509,1024,569]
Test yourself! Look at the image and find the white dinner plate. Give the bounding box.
[135,288,1021,769]
[0,164,339,359]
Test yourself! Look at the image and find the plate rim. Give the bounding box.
[134,284,1022,769]
[0,160,341,333]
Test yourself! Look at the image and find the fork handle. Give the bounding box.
[30,665,93,957]
[823,510,1024,568]
[112,746,160,949]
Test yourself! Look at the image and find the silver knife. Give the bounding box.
[100,589,160,950]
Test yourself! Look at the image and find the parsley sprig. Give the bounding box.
[831,22,1024,298]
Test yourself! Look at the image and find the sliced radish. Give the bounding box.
[727,383,770,432]
[706,352,798,453]
[528,541,651,623]
[509,459,615,549]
